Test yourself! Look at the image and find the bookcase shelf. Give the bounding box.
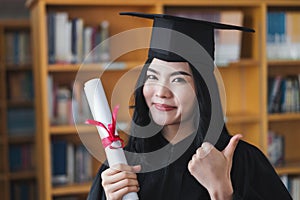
[7,100,34,108]
[269,113,300,122]
[9,171,36,180]
[276,161,300,175]
[48,61,144,72]
[0,174,7,181]
[268,60,300,67]
[6,64,32,71]
[223,59,259,68]
[8,135,35,144]
[226,112,260,124]
[50,125,95,135]
[52,182,91,196]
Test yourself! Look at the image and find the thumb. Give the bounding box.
[223,134,242,159]
[132,165,142,173]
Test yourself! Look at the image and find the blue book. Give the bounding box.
[9,145,22,171]
[13,31,19,64]
[47,13,56,64]
[51,140,68,185]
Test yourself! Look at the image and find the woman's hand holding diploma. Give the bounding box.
[102,164,141,200]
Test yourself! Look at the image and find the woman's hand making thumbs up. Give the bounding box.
[188,134,243,200]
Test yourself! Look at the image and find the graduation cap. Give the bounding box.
[120,12,254,62]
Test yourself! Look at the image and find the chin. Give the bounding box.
[151,116,178,126]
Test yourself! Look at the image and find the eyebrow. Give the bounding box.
[147,68,192,77]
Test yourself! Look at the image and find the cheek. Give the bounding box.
[143,85,152,105]
[174,88,197,112]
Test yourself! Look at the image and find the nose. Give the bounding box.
[155,84,172,98]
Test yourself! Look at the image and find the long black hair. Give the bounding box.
[126,57,228,153]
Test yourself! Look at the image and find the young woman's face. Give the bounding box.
[143,58,197,127]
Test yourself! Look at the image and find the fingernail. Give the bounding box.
[201,142,212,153]
[133,165,141,172]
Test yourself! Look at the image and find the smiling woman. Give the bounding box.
[87,12,292,200]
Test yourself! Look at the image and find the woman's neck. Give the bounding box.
[162,123,196,144]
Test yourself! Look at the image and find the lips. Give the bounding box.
[153,103,176,111]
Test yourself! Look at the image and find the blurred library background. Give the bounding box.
[1,0,300,199]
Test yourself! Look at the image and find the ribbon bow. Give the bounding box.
[85,105,124,149]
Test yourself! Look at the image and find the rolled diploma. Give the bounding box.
[84,78,139,200]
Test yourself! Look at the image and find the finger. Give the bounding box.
[110,164,139,173]
[223,134,243,159]
[102,170,138,186]
[106,177,139,194]
[108,185,140,200]
[196,142,214,159]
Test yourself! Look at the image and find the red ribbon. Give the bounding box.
[85,105,124,149]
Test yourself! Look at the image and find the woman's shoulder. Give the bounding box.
[233,138,273,170]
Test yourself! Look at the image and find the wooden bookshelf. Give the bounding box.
[52,182,92,196]
[25,0,300,199]
[276,161,300,175]
[0,19,36,200]
[9,171,36,180]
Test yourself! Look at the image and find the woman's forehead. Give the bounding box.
[149,58,191,72]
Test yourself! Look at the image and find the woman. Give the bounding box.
[87,13,292,200]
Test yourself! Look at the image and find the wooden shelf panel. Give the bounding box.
[218,59,259,68]
[268,113,300,122]
[8,135,35,144]
[268,60,300,67]
[5,65,32,71]
[0,173,7,181]
[0,19,30,28]
[52,182,91,196]
[276,161,300,175]
[226,112,260,124]
[50,125,96,135]
[48,61,144,72]
[7,100,34,108]
[9,171,36,180]
[28,0,156,6]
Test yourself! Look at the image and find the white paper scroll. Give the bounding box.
[84,78,139,200]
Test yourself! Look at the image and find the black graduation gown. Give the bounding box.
[87,131,292,200]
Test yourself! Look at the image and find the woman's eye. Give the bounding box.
[172,77,186,83]
[146,74,158,80]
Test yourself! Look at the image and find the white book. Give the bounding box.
[76,18,84,63]
[83,26,93,63]
[55,12,69,63]
[65,21,73,63]
[47,75,54,123]
[67,142,75,183]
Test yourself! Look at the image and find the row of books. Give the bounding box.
[10,180,37,200]
[9,144,35,172]
[267,11,300,60]
[7,108,36,136]
[280,175,300,200]
[47,12,110,64]
[4,31,32,65]
[165,9,244,66]
[268,75,300,113]
[7,72,34,102]
[268,130,284,167]
[51,140,93,185]
[48,75,92,125]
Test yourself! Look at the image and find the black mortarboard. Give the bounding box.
[120,12,254,62]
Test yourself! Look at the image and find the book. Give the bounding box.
[7,108,35,136]
[51,140,68,185]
